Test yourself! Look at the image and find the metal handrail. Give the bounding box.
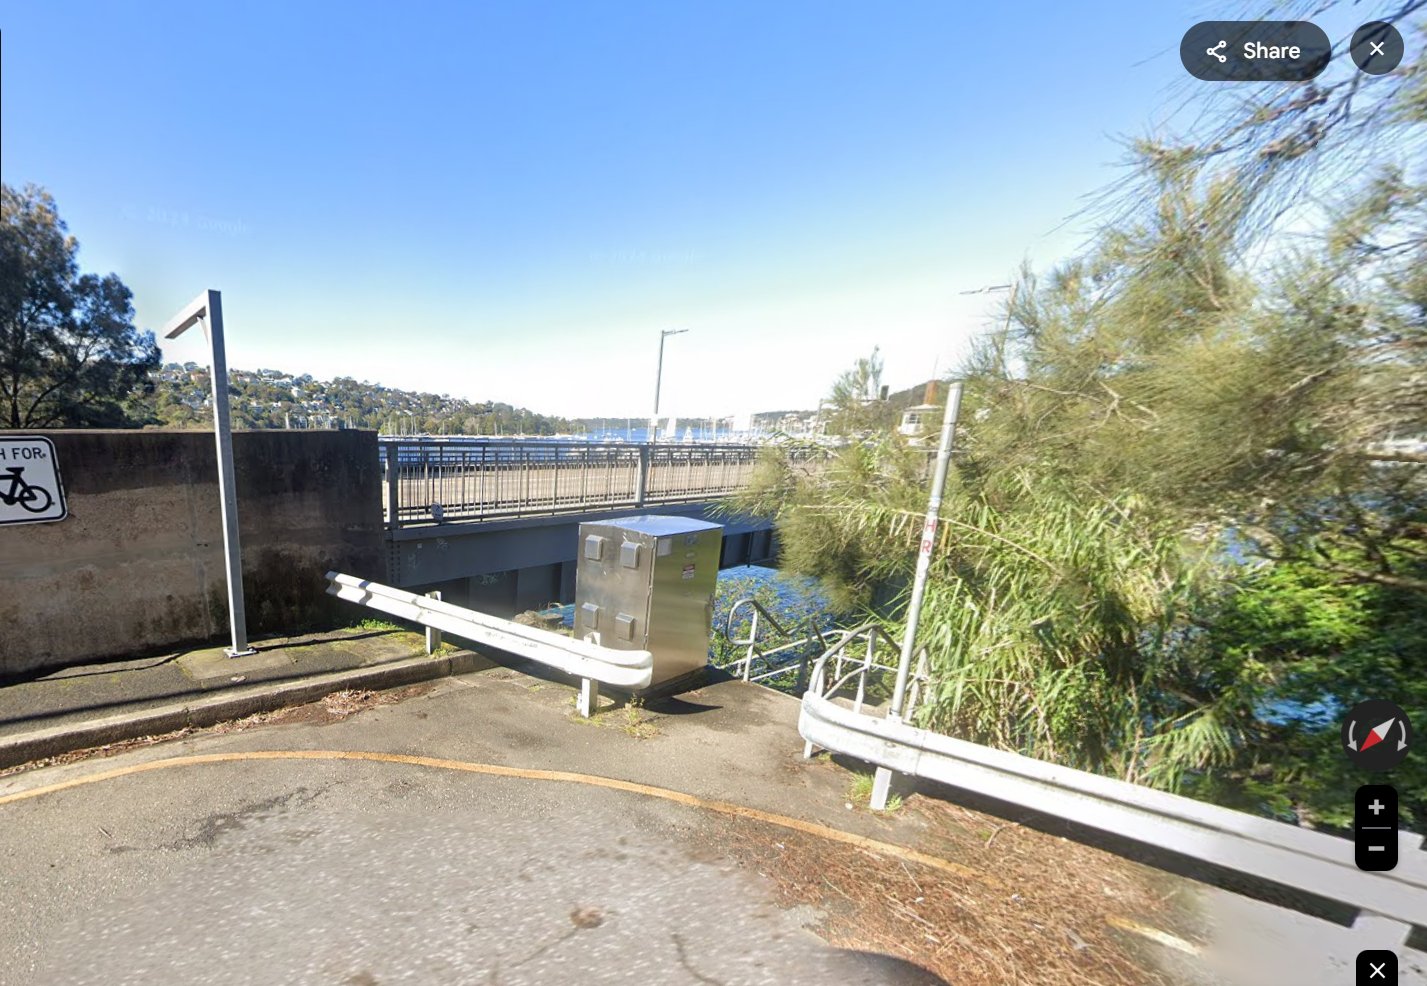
[805,622,929,719]
[726,597,789,639]
[716,597,833,687]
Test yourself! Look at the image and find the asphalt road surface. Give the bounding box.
[0,679,944,986]
[4,670,1423,985]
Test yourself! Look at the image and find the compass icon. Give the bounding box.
[1342,700,1412,772]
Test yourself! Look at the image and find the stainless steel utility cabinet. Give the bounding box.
[574,515,723,688]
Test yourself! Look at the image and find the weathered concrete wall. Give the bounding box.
[0,430,384,676]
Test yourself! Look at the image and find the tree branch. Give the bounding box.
[1326,565,1427,592]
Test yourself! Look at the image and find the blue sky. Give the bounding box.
[3,2,1254,417]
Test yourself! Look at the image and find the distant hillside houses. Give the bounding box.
[146,362,569,434]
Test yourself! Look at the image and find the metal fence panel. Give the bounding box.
[379,438,812,527]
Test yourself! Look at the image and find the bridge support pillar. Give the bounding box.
[385,456,400,530]
[721,532,750,567]
[514,563,561,613]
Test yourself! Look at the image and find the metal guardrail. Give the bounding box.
[379,438,815,528]
[797,637,1427,948]
[326,572,652,712]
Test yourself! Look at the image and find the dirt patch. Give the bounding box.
[212,683,433,732]
[567,696,662,739]
[714,791,1199,986]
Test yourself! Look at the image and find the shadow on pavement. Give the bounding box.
[476,651,731,718]
[835,949,950,985]
[0,653,183,687]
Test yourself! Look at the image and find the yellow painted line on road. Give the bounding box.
[1104,915,1204,956]
[0,749,999,887]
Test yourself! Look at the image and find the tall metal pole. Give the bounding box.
[888,380,962,720]
[200,292,254,657]
[650,328,686,443]
[650,332,665,443]
[870,380,962,810]
[163,290,255,657]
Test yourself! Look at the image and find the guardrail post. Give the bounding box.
[634,444,651,506]
[578,677,600,717]
[425,590,442,654]
[871,767,899,810]
[385,449,400,530]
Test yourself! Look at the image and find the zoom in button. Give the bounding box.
[1181,21,1332,81]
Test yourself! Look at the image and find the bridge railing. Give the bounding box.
[379,438,816,528]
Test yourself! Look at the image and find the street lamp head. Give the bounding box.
[661,328,689,338]
[163,290,218,339]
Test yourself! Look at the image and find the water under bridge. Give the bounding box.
[378,438,808,614]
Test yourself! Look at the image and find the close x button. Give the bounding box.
[1357,949,1397,984]
[1354,785,1398,871]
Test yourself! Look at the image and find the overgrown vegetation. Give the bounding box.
[733,6,1427,830]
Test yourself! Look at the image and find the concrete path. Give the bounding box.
[0,630,496,769]
[0,629,435,739]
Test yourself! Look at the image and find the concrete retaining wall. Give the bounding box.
[0,430,383,676]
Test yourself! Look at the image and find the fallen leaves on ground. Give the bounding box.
[716,791,1196,986]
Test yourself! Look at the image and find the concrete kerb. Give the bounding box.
[0,650,491,772]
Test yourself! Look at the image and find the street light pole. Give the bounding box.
[163,289,255,658]
[886,379,963,722]
[650,328,687,442]
[870,282,1014,810]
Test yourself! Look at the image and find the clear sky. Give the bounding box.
[3,2,1236,418]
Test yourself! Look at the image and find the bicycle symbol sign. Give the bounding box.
[0,436,68,525]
